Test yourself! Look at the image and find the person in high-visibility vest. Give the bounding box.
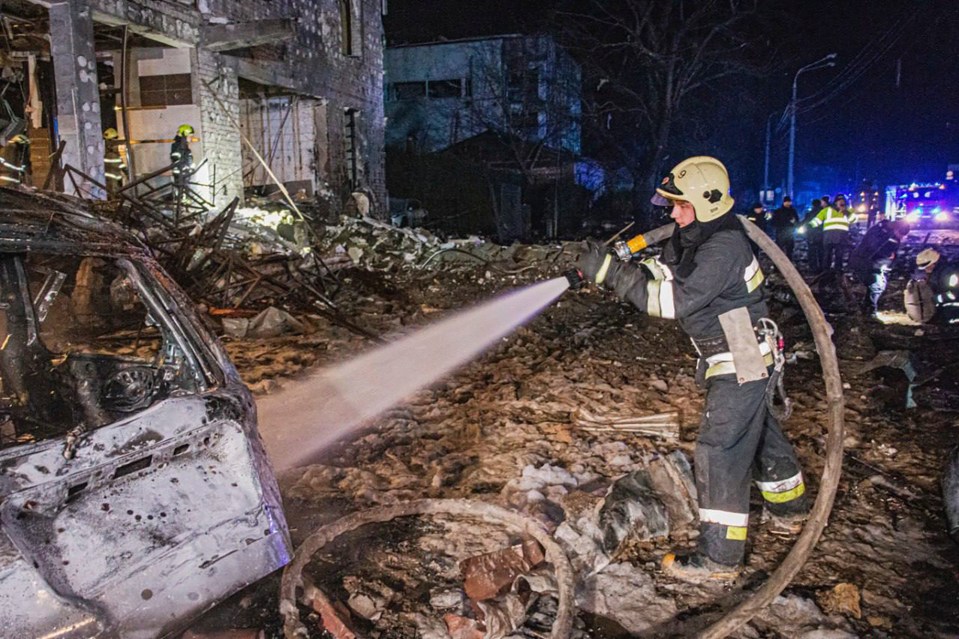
[806,193,857,271]
[170,124,195,187]
[103,128,127,197]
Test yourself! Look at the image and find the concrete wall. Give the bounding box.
[85,0,385,214]
[385,35,581,156]
[202,0,386,212]
[385,39,503,153]
[196,48,243,206]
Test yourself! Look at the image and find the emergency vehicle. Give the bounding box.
[884,182,957,228]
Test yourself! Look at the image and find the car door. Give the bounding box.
[0,251,290,638]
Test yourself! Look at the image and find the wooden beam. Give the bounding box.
[232,57,299,93]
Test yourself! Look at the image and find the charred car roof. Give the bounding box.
[0,187,148,256]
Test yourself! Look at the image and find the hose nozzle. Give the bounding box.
[564,268,586,290]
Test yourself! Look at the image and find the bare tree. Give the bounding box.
[556,0,768,196]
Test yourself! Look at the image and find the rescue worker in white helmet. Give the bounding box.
[0,134,29,185]
[576,156,808,581]
[103,127,127,197]
[914,248,959,324]
[170,124,194,186]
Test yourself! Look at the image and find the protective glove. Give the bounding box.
[577,241,647,300]
[639,257,672,281]
[577,241,616,286]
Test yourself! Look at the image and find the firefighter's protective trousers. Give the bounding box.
[696,367,807,565]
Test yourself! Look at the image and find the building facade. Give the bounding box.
[385,34,581,158]
[15,0,386,213]
[384,34,585,240]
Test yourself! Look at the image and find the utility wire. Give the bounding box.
[794,7,920,115]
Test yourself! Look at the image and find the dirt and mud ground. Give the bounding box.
[190,227,959,639]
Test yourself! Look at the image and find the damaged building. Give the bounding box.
[0,0,386,213]
[384,34,593,241]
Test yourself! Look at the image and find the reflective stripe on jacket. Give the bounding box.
[617,228,768,341]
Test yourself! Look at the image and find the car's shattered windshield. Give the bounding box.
[0,252,204,449]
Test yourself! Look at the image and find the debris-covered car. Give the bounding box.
[0,189,291,638]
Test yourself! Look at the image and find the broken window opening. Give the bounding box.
[507,69,541,105]
[391,81,427,101]
[339,0,361,57]
[428,79,465,99]
[0,252,212,451]
[138,73,193,107]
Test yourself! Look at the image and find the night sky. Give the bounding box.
[385,0,959,203]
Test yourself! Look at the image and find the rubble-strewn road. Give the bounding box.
[195,223,959,638]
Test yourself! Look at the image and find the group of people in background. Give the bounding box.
[747,194,959,325]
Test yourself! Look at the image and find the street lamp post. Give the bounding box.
[762,110,780,206]
[787,53,837,198]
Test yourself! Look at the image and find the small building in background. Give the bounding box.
[385,34,589,241]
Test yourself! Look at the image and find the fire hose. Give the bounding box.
[603,218,844,638]
[701,217,844,638]
[278,218,843,638]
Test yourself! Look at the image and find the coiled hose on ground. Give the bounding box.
[279,217,844,639]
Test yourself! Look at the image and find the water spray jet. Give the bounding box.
[259,276,572,471]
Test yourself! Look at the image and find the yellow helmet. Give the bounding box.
[177,124,194,137]
[916,248,941,269]
[103,127,119,140]
[652,156,735,223]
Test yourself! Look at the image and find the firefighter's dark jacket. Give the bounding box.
[603,218,767,341]
[849,221,900,273]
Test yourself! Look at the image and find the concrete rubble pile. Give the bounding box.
[183,223,956,638]
[112,193,582,342]
[271,298,861,637]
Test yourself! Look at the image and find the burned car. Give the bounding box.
[0,189,291,638]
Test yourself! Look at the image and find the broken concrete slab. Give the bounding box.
[342,575,396,621]
[222,306,308,338]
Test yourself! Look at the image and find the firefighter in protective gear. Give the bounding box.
[770,196,800,260]
[848,219,910,317]
[170,124,194,186]
[807,194,857,271]
[914,248,959,324]
[578,156,808,582]
[0,134,29,185]
[103,128,127,197]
